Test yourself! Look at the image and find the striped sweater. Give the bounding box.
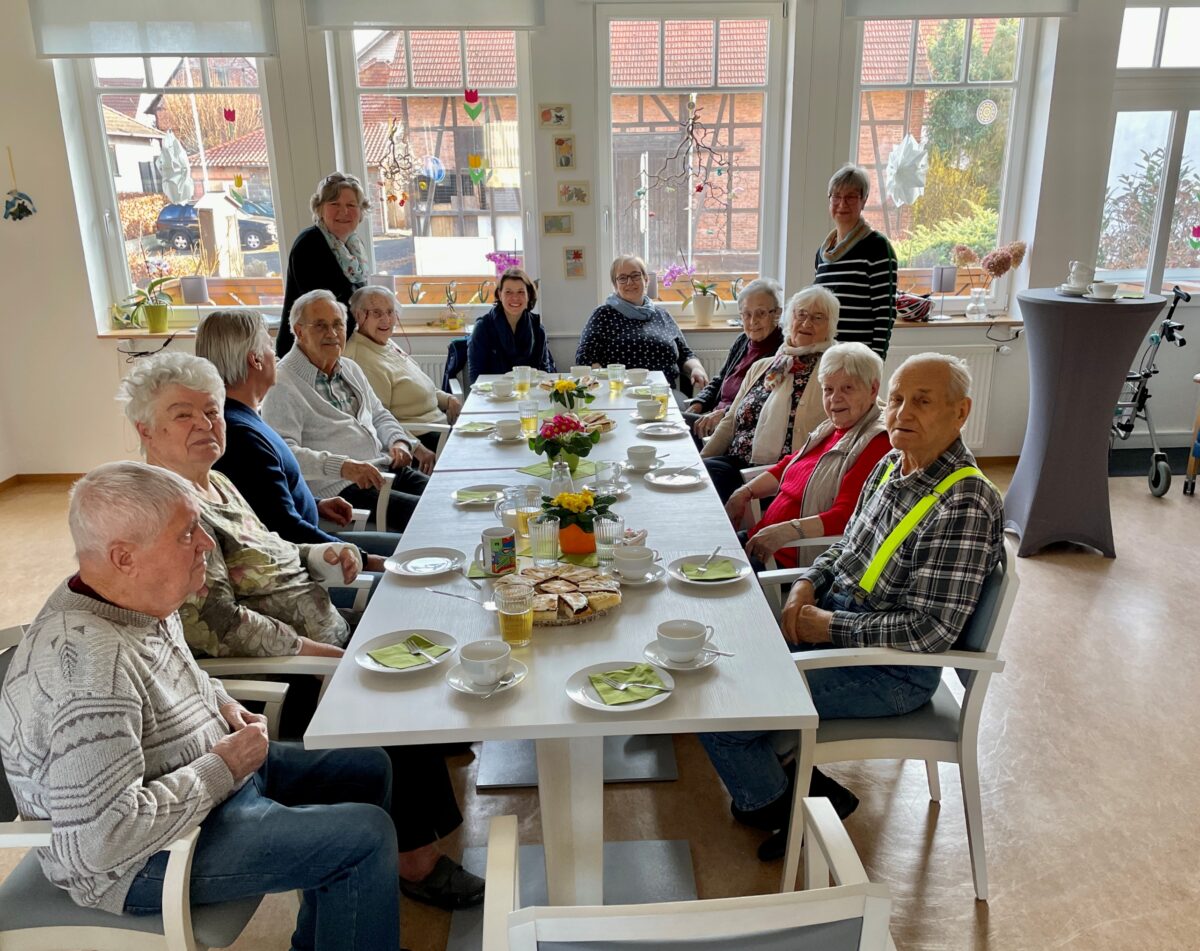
[813,229,898,359]
[0,582,238,914]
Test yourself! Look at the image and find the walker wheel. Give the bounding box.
[1149,459,1172,497]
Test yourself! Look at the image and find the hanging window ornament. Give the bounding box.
[463,89,483,121]
[976,99,998,126]
[379,117,417,187]
[885,134,928,208]
[223,107,236,122]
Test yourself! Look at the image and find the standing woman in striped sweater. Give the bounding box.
[813,164,898,359]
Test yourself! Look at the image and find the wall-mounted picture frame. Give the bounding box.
[538,104,571,128]
[543,213,574,236]
[557,181,590,206]
[553,134,576,169]
[564,247,586,279]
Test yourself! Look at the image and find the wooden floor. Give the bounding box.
[2,463,1197,950]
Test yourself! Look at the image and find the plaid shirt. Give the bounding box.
[798,437,1003,653]
[314,363,360,417]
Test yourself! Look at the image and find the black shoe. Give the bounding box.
[399,856,485,910]
[808,768,860,821]
[757,828,788,862]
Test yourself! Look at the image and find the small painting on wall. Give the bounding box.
[539,104,571,128]
[543,213,574,236]
[557,181,590,205]
[564,247,586,279]
[553,135,576,169]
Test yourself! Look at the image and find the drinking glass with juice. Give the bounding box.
[495,583,534,647]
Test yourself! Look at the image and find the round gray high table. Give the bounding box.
[1005,288,1166,557]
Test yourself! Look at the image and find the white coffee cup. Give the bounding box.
[1068,261,1094,288]
[626,368,649,385]
[495,418,522,439]
[493,379,514,398]
[1088,281,1119,299]
[613,545,659,579]
[635,400,660,421]
[460,639,511,686]
[656,619,713,662]
[626,445,658,468]
[571,365,592,379]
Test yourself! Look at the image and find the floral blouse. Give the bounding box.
[725,355,819,465]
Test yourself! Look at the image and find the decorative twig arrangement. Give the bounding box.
[378,116,417,189]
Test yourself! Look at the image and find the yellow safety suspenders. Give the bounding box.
[856,461,992,595]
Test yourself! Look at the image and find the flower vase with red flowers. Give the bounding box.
[529,414,600,472]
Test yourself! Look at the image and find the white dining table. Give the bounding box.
[305,392,818,906]
[460,370,674,414]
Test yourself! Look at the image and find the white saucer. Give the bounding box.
[643,640,719,671]
[627,387,653,399]
[623,458,665,473]
[490,431,528,444]
[385,548,466,577]
[452,484,507,506]
[455,422,495,436]
[487,392,518,402]
[354,629,457,674]
[1056,284,1086,297]
[1083,293,1120,302]
[644,467,705,490]
[613,563,666,586]
[565,661,675,713]
[637,421,689,439]
[666,554,752,587]
[445,658,529,696]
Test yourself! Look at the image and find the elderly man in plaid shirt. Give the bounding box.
[700,353,1004,860]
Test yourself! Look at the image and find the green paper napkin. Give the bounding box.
[473,382,494,393]
[455,489,501,502]
[517,460,598,479]
[367,634,451,670]
[457,421,494,433]
[588,663,668,705]
[681,558,739,581]
[627,386,652,398]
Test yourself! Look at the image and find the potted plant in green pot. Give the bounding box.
[540,487,617,555]
[529,413,600,474]
[118,277,173,333]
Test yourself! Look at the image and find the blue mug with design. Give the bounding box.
[475,526,517,576]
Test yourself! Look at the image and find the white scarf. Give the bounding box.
[751,340,832,464]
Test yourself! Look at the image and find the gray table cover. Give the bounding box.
[1004,288,1165,557]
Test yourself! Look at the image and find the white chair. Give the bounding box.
[763,539,1019,901]
[0,625,290,950]
[481,800,892,951]
[344,470,396,533]
[394,420,453,461]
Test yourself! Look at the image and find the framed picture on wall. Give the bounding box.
[564,247,586,279]
[553,135,576,169]
[538,104,571,128]
[557,181,590,205]
[543,213,574,236]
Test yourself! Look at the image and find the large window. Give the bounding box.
[601,13,777,293]
[348,30,523,283]
[90,57,281,305]
[853,18,1027,298]
[1116,5,1200,69]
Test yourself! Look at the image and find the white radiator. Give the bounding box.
[693,349,731,379]
[415,356,448,388]
[882,345,994,450]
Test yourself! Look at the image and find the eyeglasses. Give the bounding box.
[740,307,780,322]
[829,191,864,207]
[304,320,346,334]
[615,273,646,285]
[794,309,829,325]
[361,308,396,320]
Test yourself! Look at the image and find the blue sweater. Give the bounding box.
[213,398,342,547]
[466,304,556,384]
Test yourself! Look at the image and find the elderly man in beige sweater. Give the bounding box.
[0,462,403,950]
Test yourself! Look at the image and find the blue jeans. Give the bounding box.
[698,590,941,811]
[124,743,399,951]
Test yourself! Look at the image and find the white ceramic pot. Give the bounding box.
[691,293,718,326]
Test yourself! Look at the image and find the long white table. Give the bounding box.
[305,399,817,906]
[459,370,673,414]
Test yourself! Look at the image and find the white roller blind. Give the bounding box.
[28,0,278,57]
[846,0,1077,15]
[305,0,544,29]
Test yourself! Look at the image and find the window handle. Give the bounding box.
[603,207,610,235]
[104,210,113,237]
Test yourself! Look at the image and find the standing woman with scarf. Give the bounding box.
[701,286,839,502]
[466,267,556,384]
[276,172,371,357]
[814,163,897,359]
[576,254,709,396]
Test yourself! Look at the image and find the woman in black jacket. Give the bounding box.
[466,267,556,384]
[276,172,370,357]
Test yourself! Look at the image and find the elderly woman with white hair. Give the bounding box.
[343,284,462,451]
[576,253,709,393]
[725,342,890,569]
[685,277,785,438]
[814,163,898,358]
[701,285,840,501]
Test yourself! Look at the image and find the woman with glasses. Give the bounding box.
[343,285,462,452]
[277,172,371,357]
[701,286,839,501]
[814,163,898,359]
[576,254,709,394]
[685,278,785,439]
[466,267,556,384]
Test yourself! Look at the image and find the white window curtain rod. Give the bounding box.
[845,0,1076,16]
[27,0,278,57]
[304,0,544,29]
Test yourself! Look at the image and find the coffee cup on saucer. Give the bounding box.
[460,640,511,686]
[626,368,649,385]
[492,379,514,398]
[626,445,658,469]
[613,545,659,579]
[635,400,660,421]
[495,418,522,439]
[656,619,712,663]
[1087,281,1119,299]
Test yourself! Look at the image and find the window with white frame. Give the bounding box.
[600,10,780,297]
[88,57,281,304]
[346,30,524,286]
[1116,5,1200,69]
[853,17,1027,300]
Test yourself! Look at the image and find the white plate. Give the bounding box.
[666,554,753,587]
[355,629,458,675]
[579,478,632,497]
[636,421,689,439]
[445,658,529,696]
[1056,284,1086,297]
[486,392,519,403]
[614,563,666,586]
[385,548,466,577]
[622,458,665,474]
[455,422,496,436]
[452,484,508,506]
[489,432,528,444]
[643,639,719,671]
[1083,293,1120,302]
[644,467,705,490]
[565,661,675,713]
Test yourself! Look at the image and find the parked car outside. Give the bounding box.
[155,201,277,252]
